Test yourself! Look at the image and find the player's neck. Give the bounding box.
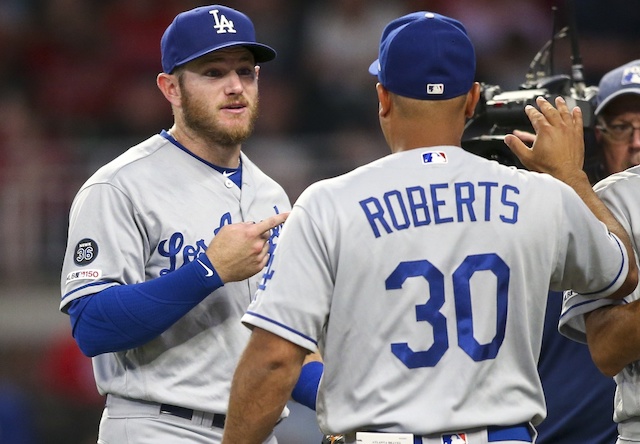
[384,111,464,153]
[168,126,241,168]
[387,125,462,153]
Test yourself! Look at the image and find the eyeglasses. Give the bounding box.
[596,121,640,142]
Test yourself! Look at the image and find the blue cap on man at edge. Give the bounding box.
[368,12,476,101]
[161,5,277,74]
[595,59,640,115]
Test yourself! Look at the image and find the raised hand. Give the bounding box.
[504,96,586,185]
[206,212,289,283]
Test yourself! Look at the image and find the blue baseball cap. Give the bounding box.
[368,12,476,100]
[161,5,277,73]
[595,59,640,115]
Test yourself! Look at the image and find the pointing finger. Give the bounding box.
[253,212,289,236]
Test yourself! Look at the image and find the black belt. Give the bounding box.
[159,403,226,429]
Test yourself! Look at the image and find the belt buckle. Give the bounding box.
[159,404,193,421]
[211,414,226,429]
[322,435,346,444]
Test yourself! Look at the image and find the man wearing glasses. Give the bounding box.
[591,60,640,182]
[536,59,640,444]
[555,59,640,444]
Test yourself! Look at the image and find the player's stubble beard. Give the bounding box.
[180,78,259,148]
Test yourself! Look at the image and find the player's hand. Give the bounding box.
[504,96,587,185]
[206,212,289,283]
[511,129,535,146]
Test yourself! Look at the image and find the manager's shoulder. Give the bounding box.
[487,158,570,192]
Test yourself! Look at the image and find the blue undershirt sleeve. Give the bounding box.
[291,360,323,411]
[67,253,224,357]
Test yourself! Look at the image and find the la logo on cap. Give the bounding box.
[210,9,236,34]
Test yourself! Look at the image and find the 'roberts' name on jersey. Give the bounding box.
[359,181,519,238]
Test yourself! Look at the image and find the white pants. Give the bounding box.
[97,395,278,444]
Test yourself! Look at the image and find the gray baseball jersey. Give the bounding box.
[59,132,290,413]
[242,146,630,435]
[559,164,640,438]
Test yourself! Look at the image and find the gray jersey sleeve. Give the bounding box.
[559,166,640,341]
[550,179,631,298]
[60,182,147,310]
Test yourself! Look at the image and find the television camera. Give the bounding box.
[462,3,599,170]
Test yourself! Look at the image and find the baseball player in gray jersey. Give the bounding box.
[559,165,640,444]
[220,11,638,444]
[558,62,640,444]
[533,59,640,444]
[59,5,292,444]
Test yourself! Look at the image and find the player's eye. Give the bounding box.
[237,67,255,78]
[599,121,640,141]
[204,69,224,78]
[609,123,632,135]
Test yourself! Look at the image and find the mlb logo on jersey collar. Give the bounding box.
[422,151,448,164]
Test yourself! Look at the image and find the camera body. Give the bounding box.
[462,75,599,169]
[461,15,600,170]
[482,76,598,129]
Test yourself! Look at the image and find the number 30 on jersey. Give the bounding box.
[386,253,509,369]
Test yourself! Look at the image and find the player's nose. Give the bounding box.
[224,71,244,95]
[631,127,640,148]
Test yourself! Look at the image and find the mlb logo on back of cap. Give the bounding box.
[427,84,445,95]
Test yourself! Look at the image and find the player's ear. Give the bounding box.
[464,82,481,118]
[377,83,391,118]
[594,124,604,144]
[157,72,182,107]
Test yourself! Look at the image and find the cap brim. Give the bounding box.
[368,59,380,76]
[176,41,276,69]
[244,43,277,63]
[595,88,640,115]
